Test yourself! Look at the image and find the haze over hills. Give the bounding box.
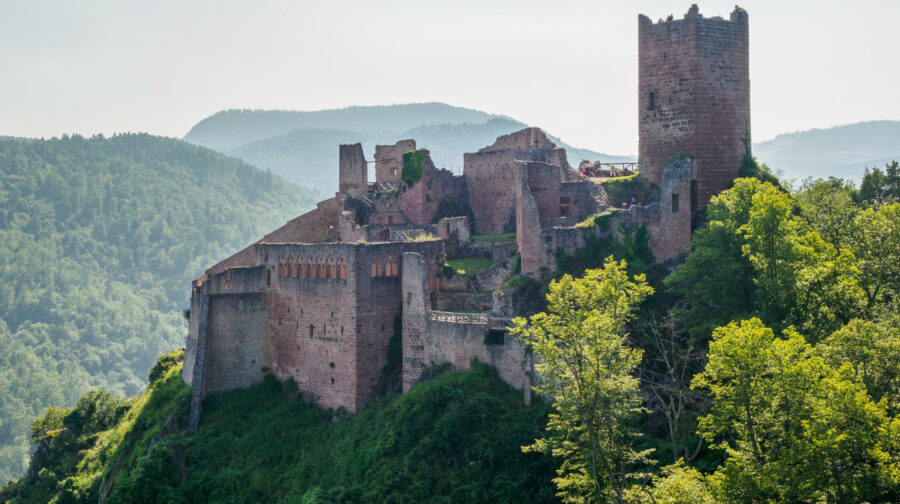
[185,103,899,192]
[183,103,631,194]
[753,120,900,183]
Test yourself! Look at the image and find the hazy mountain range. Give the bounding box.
[753,120,900,182]
[184,103,899,193]
[183,103,631,195]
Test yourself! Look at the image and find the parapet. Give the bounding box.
[638,4,747,27]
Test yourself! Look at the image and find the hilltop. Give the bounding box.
[0,134,318,483]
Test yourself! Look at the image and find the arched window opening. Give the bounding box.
[648,91,656,111]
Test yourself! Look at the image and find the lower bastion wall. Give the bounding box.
[402,252,532,402]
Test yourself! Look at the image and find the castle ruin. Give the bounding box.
[183,4,750,428]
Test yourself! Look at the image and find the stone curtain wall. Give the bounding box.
[638,5,749,210]
[266,243,360,411]
[206,293,270,393]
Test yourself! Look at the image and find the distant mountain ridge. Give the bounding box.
[183,103,630,194]
[753,120,900,182]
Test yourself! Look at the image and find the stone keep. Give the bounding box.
[638,4,749,212]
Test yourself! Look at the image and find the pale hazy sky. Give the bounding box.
[1,0,898,155]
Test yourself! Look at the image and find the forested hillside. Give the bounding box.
[0,134,318,483]
[0,353,556,504]
[184,104,628,194]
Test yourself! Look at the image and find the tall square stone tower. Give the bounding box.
[638,4,749,212]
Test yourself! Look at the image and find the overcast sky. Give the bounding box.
[1,0,897,155]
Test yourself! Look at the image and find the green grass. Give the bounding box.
[574,208,621,230]
[445,258,495,276]
[471,233,516,243]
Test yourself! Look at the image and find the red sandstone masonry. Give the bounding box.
[375,140,416,183]
[638,5,749,210]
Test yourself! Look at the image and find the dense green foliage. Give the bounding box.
[633,172,900,503]
[1,353,557,504]
[0,134,317,483]
[512,259,653,503]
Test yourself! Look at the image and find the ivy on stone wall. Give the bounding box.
[402,150,425,187]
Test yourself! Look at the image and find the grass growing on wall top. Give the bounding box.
[471,232,516,243]
[445,258,495,276]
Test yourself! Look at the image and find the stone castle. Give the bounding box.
[182,4,750,427]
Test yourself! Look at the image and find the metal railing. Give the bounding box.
[427,311,489,325]
[390,229,425,241]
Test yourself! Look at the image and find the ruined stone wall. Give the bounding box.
[401,252,429,392]
[516,164,547,278]
[397,151,468,226]
[433,292,494,313]
[560,181,599,224]
[524,162,563,223]
[653,159,694,259]
[465,146,569,234]
[436,216,470,242]
[638,5,749,209]
[339,143,368,198]
[375,139,416,183]
[421,316,532,396]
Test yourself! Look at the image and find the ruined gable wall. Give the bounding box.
[375,139,416,183]
[397,151,468,226]
[638,6,749,209]
[465,147,569,234]
[478,127,555,153]
[265,243,359,411]
[262,197,341,245]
